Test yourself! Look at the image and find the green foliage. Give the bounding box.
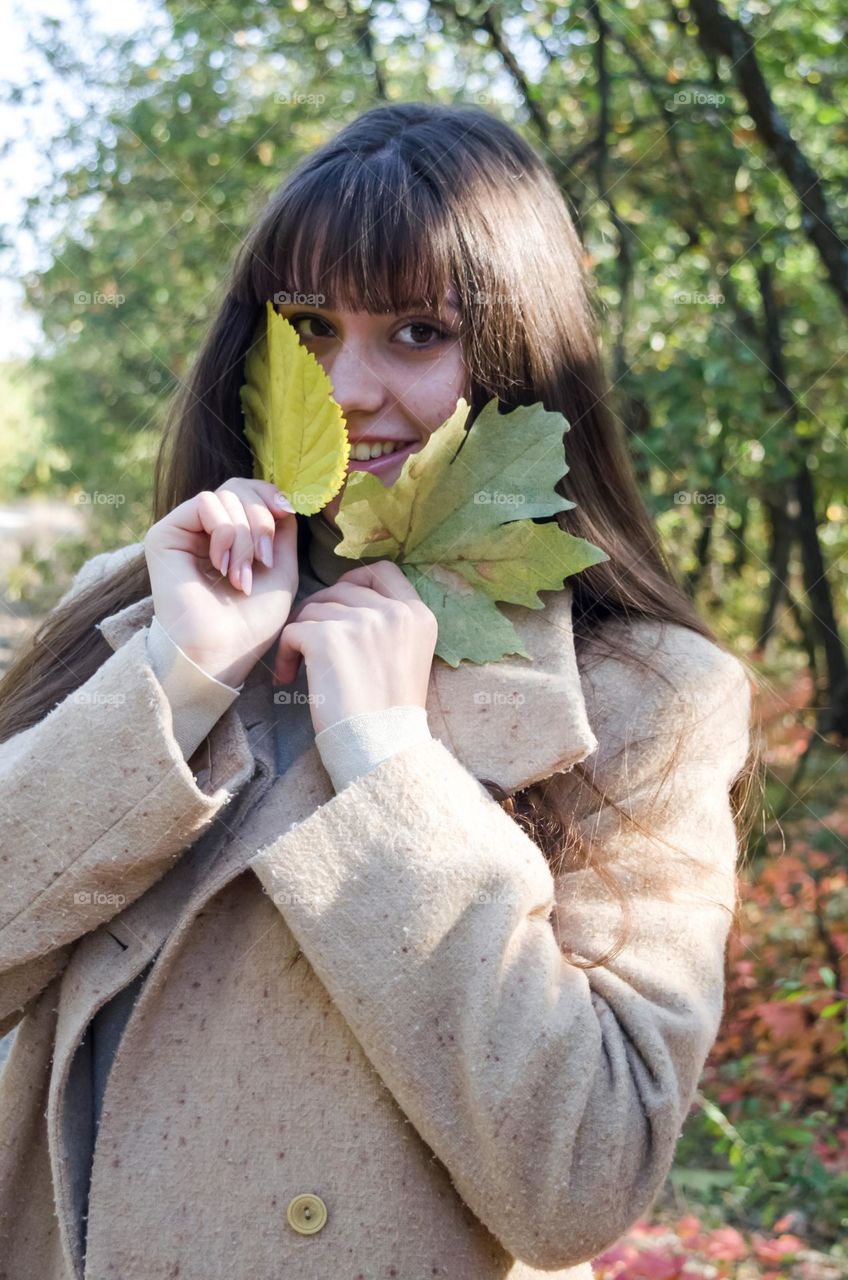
[676,1096,848,1243]
[0,360,67,501]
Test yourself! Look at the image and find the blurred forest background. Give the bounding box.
[1,0,846,1275]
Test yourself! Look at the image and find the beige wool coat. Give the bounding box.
[0,544,752,1280]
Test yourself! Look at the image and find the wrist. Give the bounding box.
[185,652,255,688]
[153,623,255,689]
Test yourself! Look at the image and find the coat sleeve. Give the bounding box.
[248,635,752,1269]
[0,551,255,1036]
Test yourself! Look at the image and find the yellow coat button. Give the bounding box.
[286,1193,328,1235]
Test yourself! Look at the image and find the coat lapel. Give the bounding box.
[95,581,596,796]
[425,585,597,792]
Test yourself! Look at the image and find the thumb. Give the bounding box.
[272,620,304,685]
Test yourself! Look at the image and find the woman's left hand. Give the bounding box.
[272,562,439,734]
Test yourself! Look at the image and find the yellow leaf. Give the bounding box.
[239,300,349,516]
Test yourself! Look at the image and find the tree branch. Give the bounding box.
[685,0,848,314]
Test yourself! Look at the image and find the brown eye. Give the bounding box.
[396,322,451,347]
[289,314,334,339]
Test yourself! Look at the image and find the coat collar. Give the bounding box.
[96,579,596,798]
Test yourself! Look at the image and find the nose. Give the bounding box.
[323,337,386,418]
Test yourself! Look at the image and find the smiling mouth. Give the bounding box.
[346,439,420,474]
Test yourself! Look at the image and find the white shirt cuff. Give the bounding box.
[314,706,432,792]
[146,615,242,762]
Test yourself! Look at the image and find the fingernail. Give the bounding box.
[220,549,230,576]
[257,535,273,567]
[241,564,252,596]
[273,492,295,512]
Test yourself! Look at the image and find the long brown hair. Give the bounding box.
[0,101,760,969]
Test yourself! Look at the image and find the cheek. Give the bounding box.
[413,350,469,438]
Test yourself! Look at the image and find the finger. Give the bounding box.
[286,600,358,628]
[151,485,293,581]
[221,478,297,528]
[216,487,256,594]
[287,581,385,625]
[217,481,283,570]
[273,620,312,685]
[182,490,237,575]
[151,486,234,573]
[233,476,297,515]
[146,525,213,562]
[273,610,353,683]
[327,561,420,603]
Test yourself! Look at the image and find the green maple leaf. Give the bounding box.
[333,397,609,666]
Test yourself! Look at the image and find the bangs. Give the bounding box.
[250,150,462,317]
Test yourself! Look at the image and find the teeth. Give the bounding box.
[350,440,409,461]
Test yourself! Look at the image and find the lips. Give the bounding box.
[347,439,420,475]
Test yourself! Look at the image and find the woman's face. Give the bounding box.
[274,292,468,528]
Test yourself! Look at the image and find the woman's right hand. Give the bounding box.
[144,478,300,689]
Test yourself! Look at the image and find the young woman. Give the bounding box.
[0,101,756,1280]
